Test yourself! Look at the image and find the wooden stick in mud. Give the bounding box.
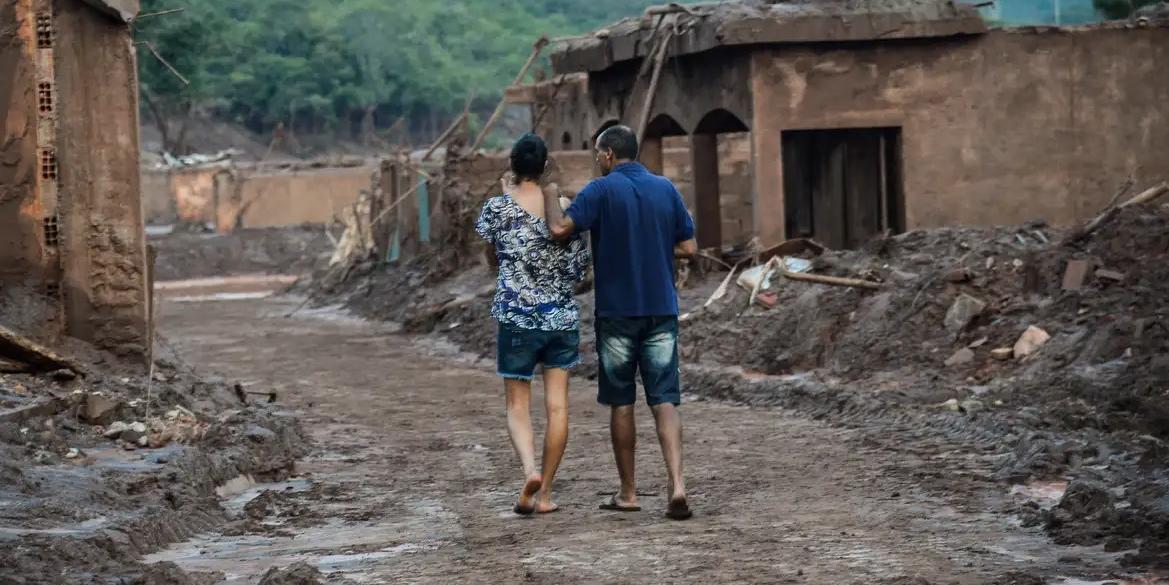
[1066,180,1168,244]
[469,36,550,153]
[422,113,468,161]
[779,270,882,290]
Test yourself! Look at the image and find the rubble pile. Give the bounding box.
[0,329,306,583]
[151,225,334,281]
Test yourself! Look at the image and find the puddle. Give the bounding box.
[221,478,313,515]
[1054,576,1168,585]
[170,292,275,302]
[0,517,109,540]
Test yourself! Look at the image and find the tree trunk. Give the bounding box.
[140,86,174,154]
[361,105,377,146]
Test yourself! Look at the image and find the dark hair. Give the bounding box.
[510,133,548,183]
[597,125,638,161]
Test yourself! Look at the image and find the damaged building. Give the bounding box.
[1,0,148,358]
[514,0,1169,250]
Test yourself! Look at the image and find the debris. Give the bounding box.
[757,238,827,260]
[82,394,125,426]
[1096,269,1126,283]
[469,35,550,153]
[0,398,68,426]
[969,337,989,349]
[755,292,779,309]
[941,398,961,412]
[1065,180,1168,244]
[945,348,975,367]
[959,399,985,414]
[0,325,86,375]
[258,561,325,585]
[65,448,81,459]
[945,268,971,283]
[1013,326,1051,359]
[944,294,987,332]
[991,348,1014,361]
[1062,259,1093,291]
[779,270,881,290]
[103,421,130,439]
[985,256,996,270]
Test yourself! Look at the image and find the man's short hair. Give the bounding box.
[597,125,638,161]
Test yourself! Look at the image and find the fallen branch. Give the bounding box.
[1065,179,1167,245]
[423,112,469,161]
[136,41,190,86]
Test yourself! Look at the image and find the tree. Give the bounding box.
[1093,0,1157,19]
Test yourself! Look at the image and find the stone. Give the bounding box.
[890,270,920,283]
[945,269,971,283]
[128,422,148,434]
[137,435,149,447]
[1061,259,1092,291]
[50,369,77,382]
[968,337,989,349]
[944,294,987,332]
[959,399,985,414]
[1013,326,1051,359]
[65,448,80,459]
[1096,269,1126,282]
[941,398,961,412]
[991,347,1014,361]
[245,425,277,443]
[945,348,976,367]
[82,394,124,426]
[103,421,130,439]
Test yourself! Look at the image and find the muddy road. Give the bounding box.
[151,295,1141,584]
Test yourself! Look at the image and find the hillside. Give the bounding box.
[135,0,658,154]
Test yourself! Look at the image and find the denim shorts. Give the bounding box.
[596,316,680,407]
[497,324,581,381]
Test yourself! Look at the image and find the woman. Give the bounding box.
[475,134,589,515]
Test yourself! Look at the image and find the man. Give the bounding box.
[543,124,698,520]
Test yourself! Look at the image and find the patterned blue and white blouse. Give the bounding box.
[476,194,590,331]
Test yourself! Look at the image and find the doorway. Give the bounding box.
[782,128,905,249]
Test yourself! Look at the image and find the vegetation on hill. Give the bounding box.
[135,0,656,153]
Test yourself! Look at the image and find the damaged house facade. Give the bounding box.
[519,0,1169,250]
[1,0,148,358]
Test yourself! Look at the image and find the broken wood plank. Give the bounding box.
[422,113,468,161]
[1062,259,1092,291]
[779,270,882,290]
[1065,180,1167,244]
[635,31,675,145]
[0,398,69,426]
[469,36,550,153]
[0,325,86,375]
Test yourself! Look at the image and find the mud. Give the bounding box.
[0,330,306,584]
[148,295,1166,584]
[151,226,332,282]
[310,203,1169,573]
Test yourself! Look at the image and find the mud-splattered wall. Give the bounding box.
[53,0,147,358]
[0,1,44,289]
[750,26,1169,242]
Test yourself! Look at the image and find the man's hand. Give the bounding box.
[543,182,575,239]
[674,239,698,259]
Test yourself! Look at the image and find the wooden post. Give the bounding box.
[640,136,664,174]
[635,31,674,145]
[692,133,722,249]
[469,36,550,153]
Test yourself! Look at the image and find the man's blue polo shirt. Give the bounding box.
[565,162,695,318]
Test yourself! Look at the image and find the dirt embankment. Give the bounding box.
[310,202,1169,570]
[0,336,307,583]
[151,225,333,281]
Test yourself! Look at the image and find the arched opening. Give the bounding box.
[644,114,687,138]
[691,109,753,249]
[639,114,687,176]
[693,108,749,135]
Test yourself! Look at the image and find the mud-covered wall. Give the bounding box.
[751,26,1169,243]
[54,0,148,358]
[0,0,44,288]
[227,166,373,231]
[140,168,177,224]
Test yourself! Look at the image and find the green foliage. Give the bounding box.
[1093,0,1158,19]
[135,0,657,146]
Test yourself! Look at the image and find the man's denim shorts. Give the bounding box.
[595,316,680,407]
[496,324,581,381]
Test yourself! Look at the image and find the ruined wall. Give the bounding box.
[226,166,373,231]
[140,168,176,224]
[751,26,1169,243]
[54,0,148,357]
[0,0,60,337]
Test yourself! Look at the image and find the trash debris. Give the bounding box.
[1061,259,1093,291]
[944,294,987,332]
[1013,326,1051,359]
[945,348,975,367]
[1095,269,1126,283]
[82,394,125,426]
[0,325,86,376]
[991,348,1014,361]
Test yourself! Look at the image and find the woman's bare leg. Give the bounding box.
[536,368,569,512]
[505,378,542,512]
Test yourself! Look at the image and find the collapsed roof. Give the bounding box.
[79,0,139,23]
[551,0,987,73]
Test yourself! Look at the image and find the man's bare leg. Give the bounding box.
[610,404,638,507]
[651,403,689,518]
[536,368,570,513]
[505,379,542,513]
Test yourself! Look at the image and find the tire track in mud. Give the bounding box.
[149,297,1148,584]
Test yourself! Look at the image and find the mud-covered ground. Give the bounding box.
[150,225,332,282]
[149,295,1163,584]
[309,203,1169,573]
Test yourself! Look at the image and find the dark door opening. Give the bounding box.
[782,128,905,249]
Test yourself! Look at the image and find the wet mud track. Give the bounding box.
[153,296,1148,584]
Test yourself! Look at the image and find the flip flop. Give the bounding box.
[666,497,693,521]
[598,495,641,512]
